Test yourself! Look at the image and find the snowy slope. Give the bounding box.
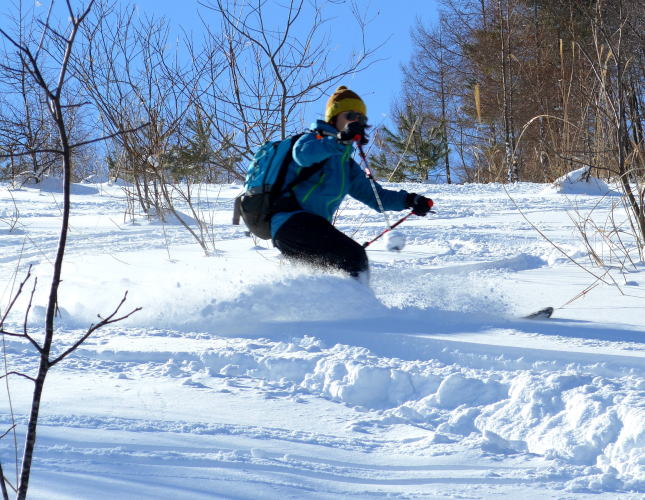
[0,179,643,499]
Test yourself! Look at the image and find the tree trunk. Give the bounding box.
[17,97,72,500]
[616,42,645,242]
[438,28,451,184]
[499,0,519,182]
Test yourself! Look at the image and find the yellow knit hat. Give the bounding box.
[325,85,367,123]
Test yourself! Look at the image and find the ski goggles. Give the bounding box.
[344,111,368,125]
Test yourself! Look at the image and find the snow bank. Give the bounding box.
[21,175,100,195]
[544,166,618,196]
[198,335,645,490]
[475,372,644,490]
[599,405,645,489]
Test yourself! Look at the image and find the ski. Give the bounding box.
[523,306,554,320]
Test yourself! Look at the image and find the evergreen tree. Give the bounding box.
[371,105,449,182]
[165,111,215,182]
[163,107,243,183]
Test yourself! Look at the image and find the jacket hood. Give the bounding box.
[310,120,338,136]
[309,120,355,152]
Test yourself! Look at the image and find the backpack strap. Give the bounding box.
[269,130,326,215]
[277,130,326,196]
[281,160,325,194]
[270,134,303,198]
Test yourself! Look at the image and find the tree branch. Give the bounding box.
[0,149,64,159]
[69,122,150,150]
[0,460,13,500]
[0,122,150,159]
[23,279,43,353]
[0,424,17,441]
[0,267,32,328]
[49,292,141,367]
[0,372,36,383]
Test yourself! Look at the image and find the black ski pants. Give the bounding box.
[273,212,368,278]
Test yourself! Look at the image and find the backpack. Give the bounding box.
[235,132,324,239]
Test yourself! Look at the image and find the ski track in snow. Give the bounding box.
[1,180,644,499]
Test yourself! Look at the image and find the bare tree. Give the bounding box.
[583,0,645,253]
[402,16,458,183]
[75,2,196,210]
[199,0,381,169]
[71,0,380,254]
[72,0,228,254]
[508,0,644,263]
[0,1,99,185]
[0,2,141,498]
[498,0,520,182]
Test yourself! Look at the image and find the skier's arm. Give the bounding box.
[292,132,343,167]
[347,160,408,212]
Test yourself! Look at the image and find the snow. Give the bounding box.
[385,230,406,252]
[1,175,644,499]
[545,166,619,196]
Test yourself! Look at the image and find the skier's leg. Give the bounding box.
[273,212,368,278]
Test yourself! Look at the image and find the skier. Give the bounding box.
[271,85,433,282]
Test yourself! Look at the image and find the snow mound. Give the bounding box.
[108,177,132,187]
[197,334,644,489]
[475,372,644,490]
[143,207,199,227]
[428,372,507,409]
[23,175,99,195]
[82,173,109,183]
[545,166,618,196]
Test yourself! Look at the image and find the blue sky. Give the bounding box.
[131,0,441,129]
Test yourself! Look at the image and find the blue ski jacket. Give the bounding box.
[270,120,409,238]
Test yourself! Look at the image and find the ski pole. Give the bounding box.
[355,141,436,249]
[357,143,392,228]
[362,211,414,248]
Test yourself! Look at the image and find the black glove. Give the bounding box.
[337,121,369,145]
[405,193,434,216]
